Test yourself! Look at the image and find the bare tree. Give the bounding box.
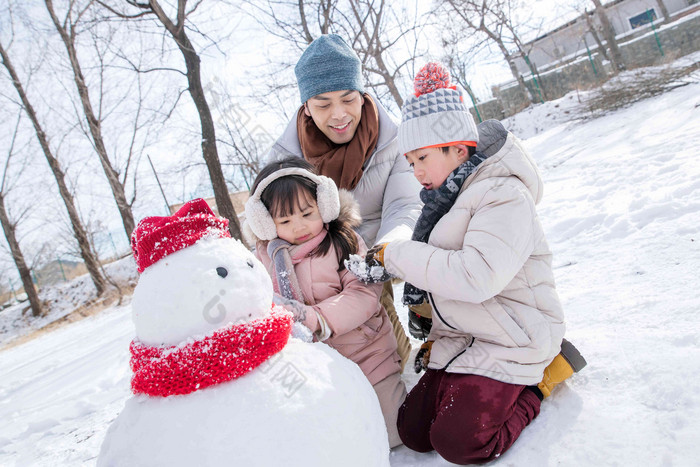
[0,115,43,317]
[346,0,417,108]
[242,0,426,112]
[44,0,136,241]
[581,7,612,64]
[441,33,489,121]
[205,78,267,191]
[0,38,106,296]
[101,0,243,240]
[440,0,537,104]
[241,0,338,50]
[590,0,625,72]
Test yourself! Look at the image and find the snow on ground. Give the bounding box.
[0,256,138,347]
[1,69,699,466]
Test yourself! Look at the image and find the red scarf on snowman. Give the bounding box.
[130,308,292,397]
[129,199,292,397]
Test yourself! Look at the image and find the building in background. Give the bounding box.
[513,0,697,75]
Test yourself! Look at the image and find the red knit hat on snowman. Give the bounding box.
[130,198,230,273]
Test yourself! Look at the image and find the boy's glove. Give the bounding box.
[273,293,308,323]
[414,340,433,374]
[344,243,393,284]
[365,243,388,266]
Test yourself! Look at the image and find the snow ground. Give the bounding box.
[1,68,699,466]
[0,256,138,347]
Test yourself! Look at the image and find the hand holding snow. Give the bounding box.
[345,254,393,283]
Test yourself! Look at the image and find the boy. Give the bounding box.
[362,63,585,463]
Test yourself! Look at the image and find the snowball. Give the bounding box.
[344,254,392,283]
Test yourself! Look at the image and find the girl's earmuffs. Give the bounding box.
[244,167,340,241]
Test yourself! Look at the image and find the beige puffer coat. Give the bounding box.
[384,121,565,385]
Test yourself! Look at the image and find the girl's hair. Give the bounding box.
[250,157,358,269]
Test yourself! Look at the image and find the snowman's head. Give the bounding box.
[130,199,273,346]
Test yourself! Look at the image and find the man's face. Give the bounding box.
[304,90,364,144]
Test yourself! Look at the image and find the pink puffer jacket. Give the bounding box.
[254,191,401,386]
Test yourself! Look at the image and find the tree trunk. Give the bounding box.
[473,15,535,104]
[369,48,403,108]
[45,0,136,242]
[492,36,533,104]
[181,39,243,240]
[585,10,612,63]
[655,0,670,24]
[0,41,106,296]
[506,53,534,104]
[0,193,43,317]
[591,0,625,72]
[298,0,315,43]
[147,0,243,241]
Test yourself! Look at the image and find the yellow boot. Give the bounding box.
[537,339,587,398]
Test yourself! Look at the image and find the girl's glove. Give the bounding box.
[414,340,433,373]
[273,293,308,323]
[344,243,393,284]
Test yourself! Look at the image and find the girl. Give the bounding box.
[244,157,406,448]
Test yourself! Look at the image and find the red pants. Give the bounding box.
[397,369,541,465]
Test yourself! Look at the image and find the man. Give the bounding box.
[267,34,420,368]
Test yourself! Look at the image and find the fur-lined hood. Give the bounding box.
[243,189,361,246]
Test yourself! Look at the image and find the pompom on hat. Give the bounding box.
[398,62,478,155]
[131,199,230,273]
[413,62,456,96]
[245,167,340,241]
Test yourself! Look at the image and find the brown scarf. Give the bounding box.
[297,93,379,190]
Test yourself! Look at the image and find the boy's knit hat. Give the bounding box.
[397,63,478,155]
[295,34,365,104]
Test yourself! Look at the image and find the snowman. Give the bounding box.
[98,199,389,467]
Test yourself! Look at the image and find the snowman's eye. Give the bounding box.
[246,259,254,268]
[216,267,228,278]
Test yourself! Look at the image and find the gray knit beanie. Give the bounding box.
[294,34,365,104]
[398,63,478,155]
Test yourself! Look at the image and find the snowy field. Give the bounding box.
[1,71,699,465]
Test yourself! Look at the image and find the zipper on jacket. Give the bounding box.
[441,336,475,371]
[428,292,457,330]
[428,292,476,371]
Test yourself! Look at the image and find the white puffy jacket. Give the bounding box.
[384,120,566,385]
[267,98,422,247]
